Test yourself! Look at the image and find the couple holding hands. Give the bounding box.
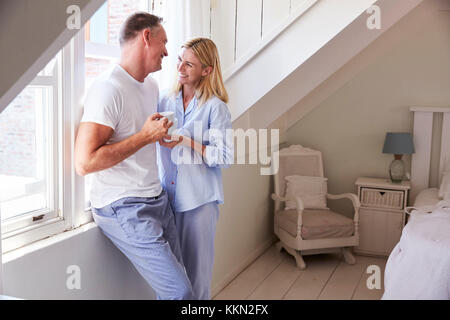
[75,12,232,300]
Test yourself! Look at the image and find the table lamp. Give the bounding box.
[382,132,415,183]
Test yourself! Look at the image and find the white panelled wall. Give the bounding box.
[235,0,263,63]
[263,0,290,37]
[210,0,319,80]
[210,0,236,70]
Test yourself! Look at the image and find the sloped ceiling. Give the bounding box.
[0,0,105,113]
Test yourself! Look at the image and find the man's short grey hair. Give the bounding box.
[119,12,163,46]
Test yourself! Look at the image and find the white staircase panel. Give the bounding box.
[211,0,237,73]
[262,0,291,38]
[291,0,310,12]
[236,0,263,62]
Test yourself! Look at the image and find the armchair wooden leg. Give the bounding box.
[294,252,306,270]
[342,247,356,265]
[283,245,306,269]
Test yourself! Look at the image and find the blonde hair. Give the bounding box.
[171,38,228,106]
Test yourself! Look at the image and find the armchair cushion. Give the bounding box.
[275,209,354,240]
[284,175,328,210]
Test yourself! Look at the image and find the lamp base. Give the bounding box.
[389,156,404,183]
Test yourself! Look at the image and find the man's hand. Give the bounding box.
[158,135,183,149]
[75,112,173,176]
[139,113,173,144]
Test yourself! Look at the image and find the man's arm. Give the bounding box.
[75,113,170,176]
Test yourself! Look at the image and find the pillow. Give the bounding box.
[438,171,450,199]
[284,175,328,210]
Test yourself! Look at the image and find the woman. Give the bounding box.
[157,38,233,300]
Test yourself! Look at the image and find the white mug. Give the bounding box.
[159,111,178,136]
[159,111,179,142]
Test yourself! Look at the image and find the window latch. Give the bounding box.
[32,214,45,222]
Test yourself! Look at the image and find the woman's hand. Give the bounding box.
[158,135,183,149]
[159,135,206,156]
[180,136,206,156]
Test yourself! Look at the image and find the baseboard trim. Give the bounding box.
[211,236,277,298]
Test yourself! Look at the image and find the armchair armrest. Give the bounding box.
[271,194,304,229]
[271,193,287,202]
[271,194,305,211]
[326,193,360,222]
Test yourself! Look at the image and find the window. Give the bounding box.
[0,35,85,252]
[0,55,62,236]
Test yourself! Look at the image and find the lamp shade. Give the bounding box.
[382,132,415,154]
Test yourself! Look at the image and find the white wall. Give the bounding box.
[211,113,284,294]
[285,0,450,217]
[3,225,155,299]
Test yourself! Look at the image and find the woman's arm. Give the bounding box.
[201,101,233,168]
[158,134,203,153]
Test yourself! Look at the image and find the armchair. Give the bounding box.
[272,145,360,269]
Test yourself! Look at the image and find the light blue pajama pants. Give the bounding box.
[174,202,220,300]
[92,190,192,300]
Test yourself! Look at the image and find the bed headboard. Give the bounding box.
[410,106,450,203]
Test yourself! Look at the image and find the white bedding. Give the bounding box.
[382,190,450,300]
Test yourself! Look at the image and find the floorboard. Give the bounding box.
[247,254,303,300]
[213,244,388,300]
[213,245,284,300]
[283,253,341,300]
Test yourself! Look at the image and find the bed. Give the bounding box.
[382,107,450,300]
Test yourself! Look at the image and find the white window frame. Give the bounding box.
[1,31,88,253]
[1,69,60,233]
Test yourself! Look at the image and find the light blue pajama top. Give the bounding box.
[157,91,233,212]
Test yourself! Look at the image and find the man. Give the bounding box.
[74,12,191,300]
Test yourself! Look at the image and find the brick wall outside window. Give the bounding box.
[0,89,37,177]
[108,0,149,45]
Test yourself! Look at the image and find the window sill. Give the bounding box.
[2,221,98,264]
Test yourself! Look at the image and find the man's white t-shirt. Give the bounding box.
[81,64,162,209]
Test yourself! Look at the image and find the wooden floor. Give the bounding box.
[213,244,387,300]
